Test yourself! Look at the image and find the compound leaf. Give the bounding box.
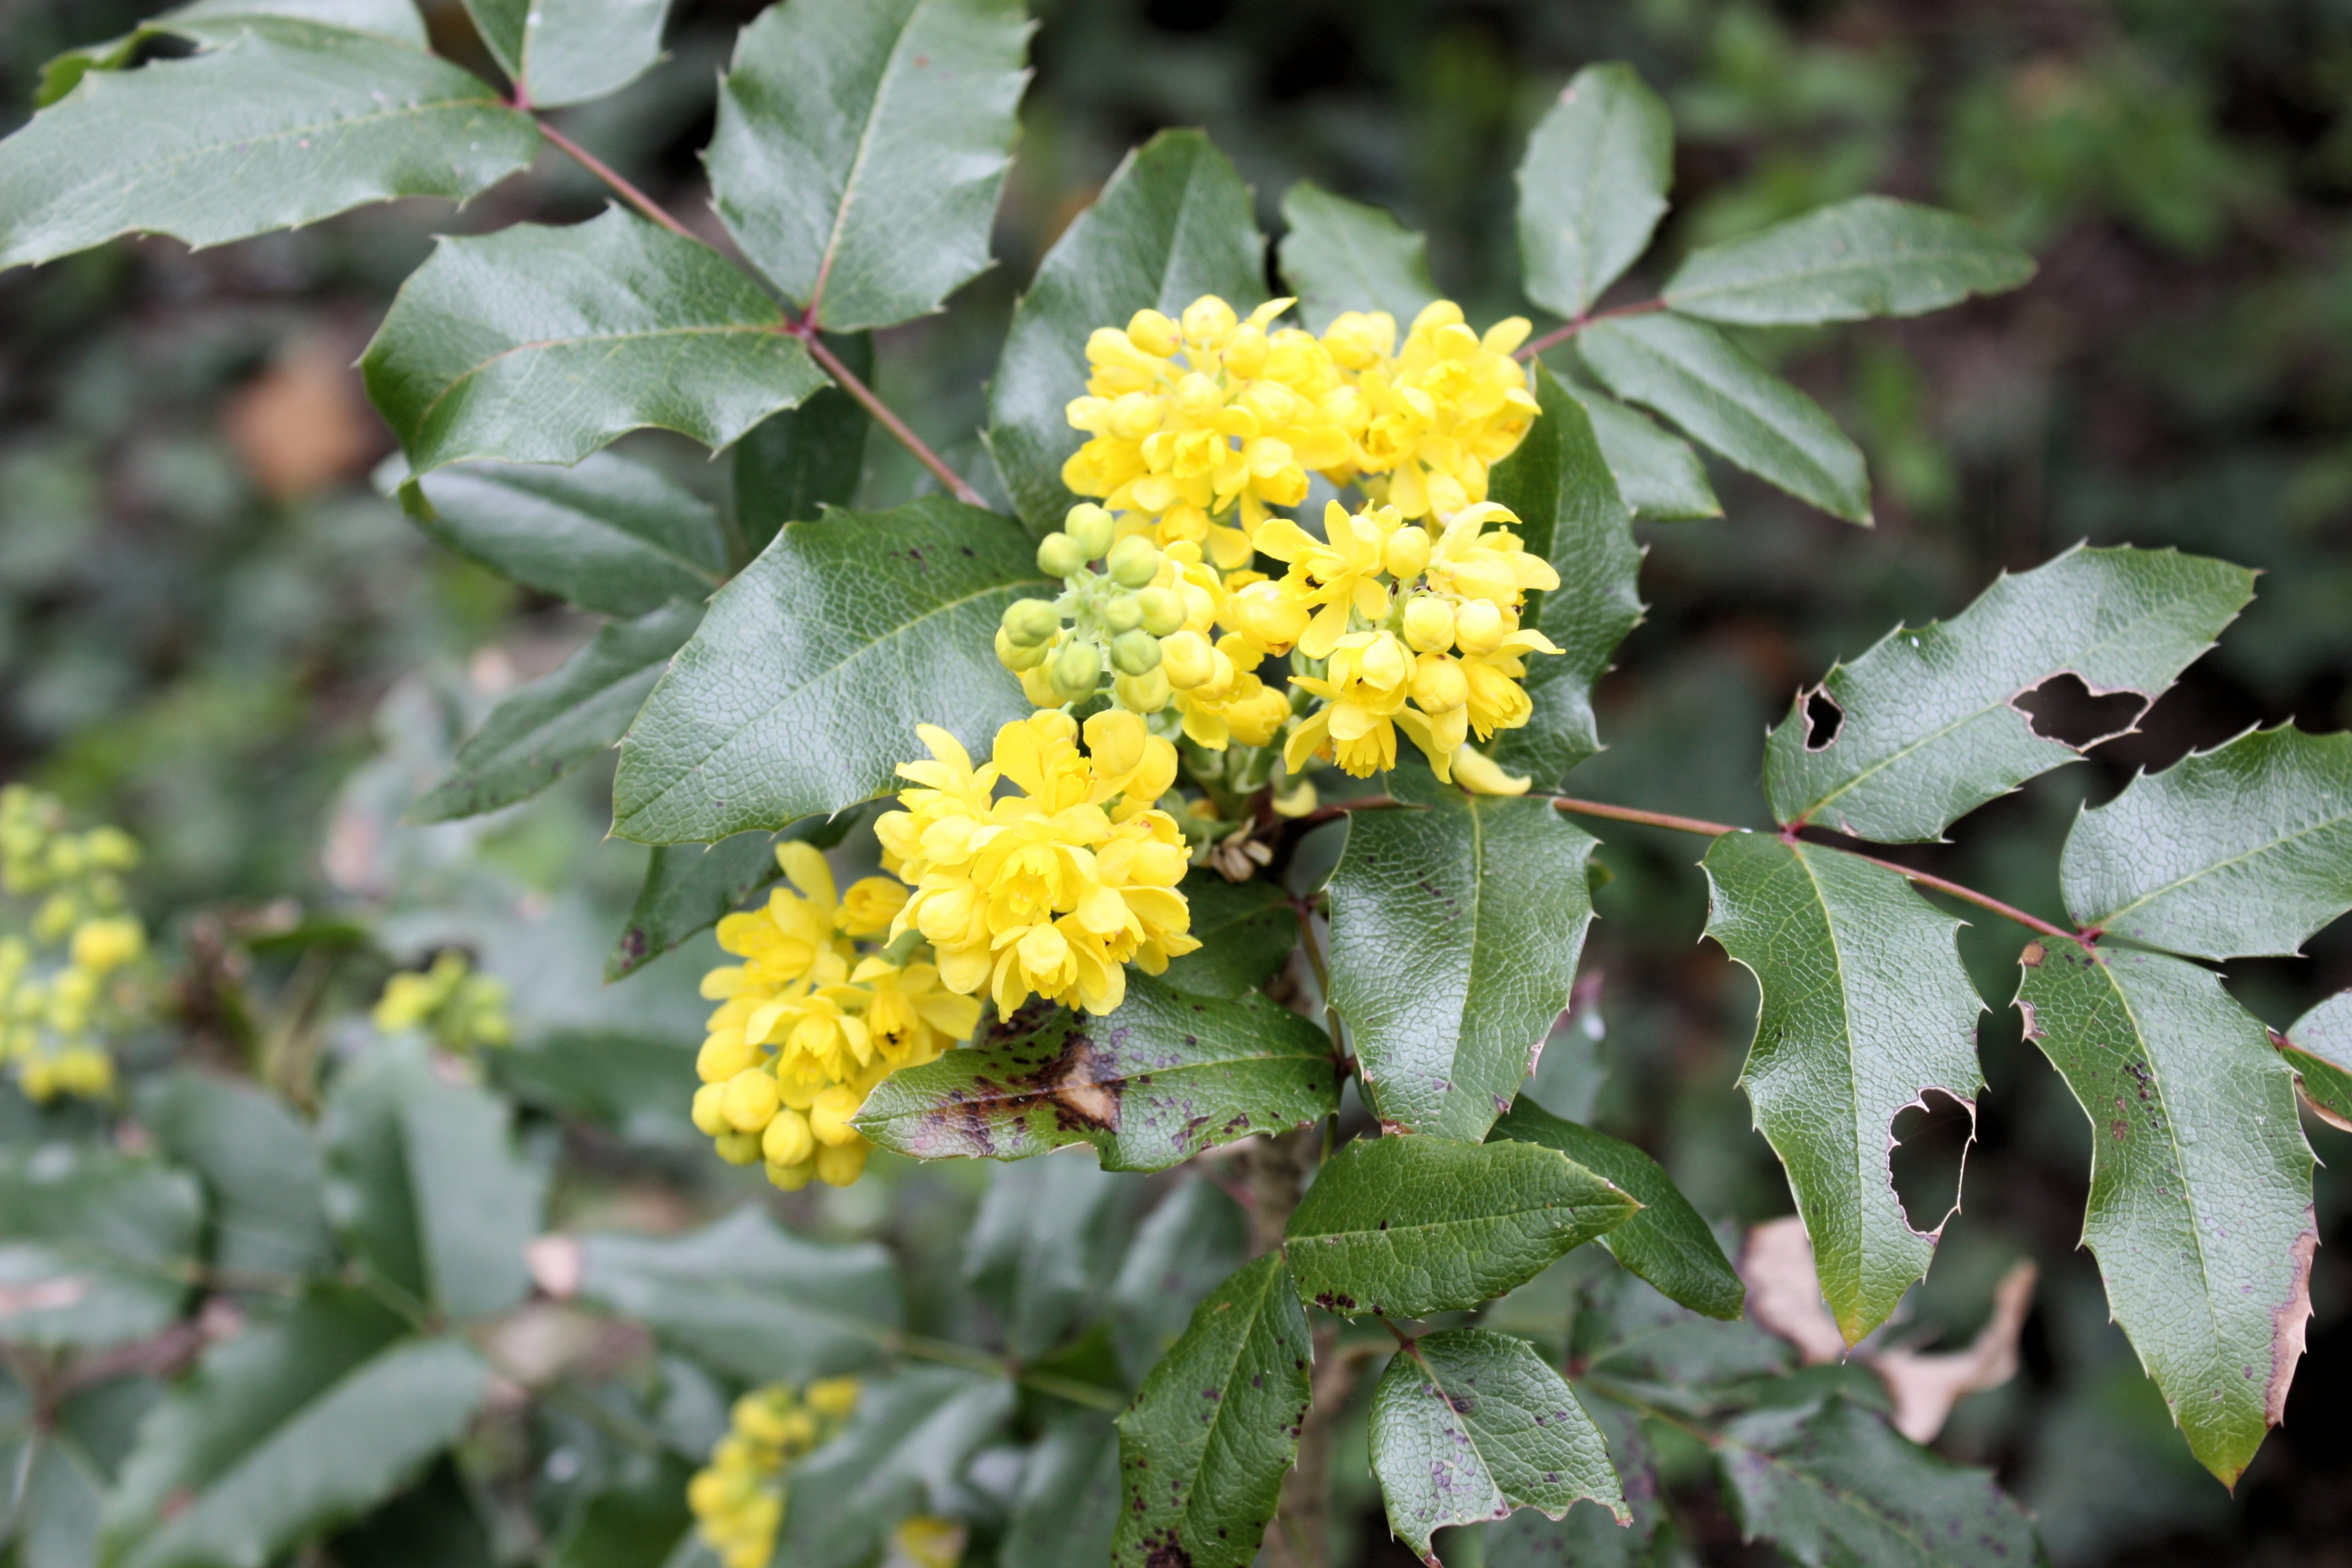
[1663,195,2034,326]
[2279,989,2352,1132]
[462,0,671,108]
[1516,63,1674,321]
[0,1147,199,1351]
[1561,380,1721,521]
[1277,181,1440,334]
[774,1366,1015,1568]
[137,1072,335,1280]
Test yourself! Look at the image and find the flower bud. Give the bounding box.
[996,627,1052,671]
[1102,592,1144,633]
[1126,308,1181,356]
[815,1140,870,1188]
[1115,667,1173,714]
[1159,630,1215,690]
[1384,525,1433,580]
[1221,325,1268,379]
[1003,597,1062,646]
[766,1159,814,1191]
[1136,586,1186,636]
[1411,654,1469,713]
[762,1108,815,1166]
[721,1068,780,1131]
[1226,581,1308,652]
[1111,628,1163,676]
[1064,503,1115,559]
[810,1085,863,1147]
[1049,639,1103,698]
[1037,531,1090,579]
[697,1033,755,1084]
[1455,597,1506,655]
[690,1082,729,1136]
[1182,294,1239,345]
[1402,595,1456,654]
[714,1131,763,1166]
[1106,534,1161,587]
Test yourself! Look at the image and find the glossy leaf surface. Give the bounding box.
[1277,181,1440,334]
[1664,196,2034,326]
[1516,63,1674,320]
[463,0,671,108]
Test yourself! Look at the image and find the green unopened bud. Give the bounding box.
[1064,503,1116,559]
[1110,628,1163,676]
[996,627,1052,671]
[1106,534,1161,587]
[1136,586,1186,636]
[1102,592,1144,633]
[1037,531,1090,579]
[1049,639,1103,698]
[1003,597,1063,646]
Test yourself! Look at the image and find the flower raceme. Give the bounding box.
[372,951,512,1055]
[687,1378,860,1568]
[0,786,146,1102]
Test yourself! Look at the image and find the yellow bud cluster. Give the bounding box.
[372,951,513,1055]
[693,842,981,1189]
[1323,301,1539,519]
[878,710,1197,1016]
[686,1378,861,1568]
[0,788,145,1103]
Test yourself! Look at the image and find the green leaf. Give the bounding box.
[962,1156,1129,1359]
[1327,781,1599,1141]
[136,1072,335,1280]
[330,1459,496,1568]
[709,0,1030,333]
[2279,989,2352,1132]
[1763,544,2255,842]
[775,1366,1015,1568]
[987,129,1266,535]
[1112,1253,1312,1568]
[1483,1392,1668,1568]
[1663,196,2035,326]
[100,1288,488,1568]
[462,0,671,108]
[572,1206,901,1381]
[361,209,827,475]
[1489,1103,1743,1321]
[1515,63,1675,321]
[399,451,729,617]
[320,1037,547,1323]
[38,1,428,106]
[1485,362,1642,788]
[2015,941,2315,1486]
[1283,1135,1636,1319]
[0,1146,198,1351]
[1561,379,1722,521]
[1369,1328,1626,1562]
[1700,832,1981,1343]
[729,333,873,563]
[2060,726,2352,960]
[1157,875,1298,999]
[1110,1179,1248,1385]
[1715,1394,2041,1567]
[0,27,534,274]
[1277,181,1440,334]
[1578,312,1871,524]
[5,1424,108,1568]
[1570,1268,1794,1420]
[605,814,855,980]
[493,1030,696,1147]
[540,1452,692,1568]
[410,600,702,823]
[1003,1414,1121,1568]
[856,975,1339,1170]
[610,498,1051,843]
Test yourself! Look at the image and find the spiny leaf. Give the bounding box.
[2061,725,2352,960]
[38,0,427,106]
[2279,989,2352,1132]
[137,1072,335,1279]
[1283,1135,1636,1319]
[856,974,1338,1170]
[1277,181,1440,334]
[709,0,1031,333]
[1701,832,1982,1344]
[774,1366,1016,1568]
[2016,940,2315,1487]
[1516,63,1675,321]
[462,0,671,109]
[360,208,826,475]
[1765,543,2255,843]
[1157,875,1298,1000]
[1663,195,2035,326]
[962,1156,1129,1360]
[1369,1328,1625,1563]
[0,1146,199,1351]
[609,498,1050,843]
[1559,378,1722,521]
[1482,1391,1667,1568]
[1112,1253,1312,1568]
[1,26,536,273]
[605,814,856,981]
[987,129,1265,535]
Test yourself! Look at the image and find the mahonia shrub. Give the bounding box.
[2,4,2348,1567]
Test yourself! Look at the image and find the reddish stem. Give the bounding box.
[788,322,987,508]
[1516,297,1669,362]
[1549,794,1739,839]
[536,121,695,241]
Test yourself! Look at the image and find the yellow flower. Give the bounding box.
[1254,500,1403,660]
[372,952,511,1054]
[1328,301,1538,520]
[1285,630,1455,779]
[687,1381,861,1568]
[69,916,143,976]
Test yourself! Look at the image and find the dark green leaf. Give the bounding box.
[1113,1253,1311,1568]
[2279,989,2352,1132]
[361,209,826,475]
[962,1155,1129,1359]
[1003,1414,1121,1568]
[604,813,855,980]
[1,26,534,273]
[2017,941,2315,1486]
[492,1030,699,1146]
[1283,1135,1636,1319]
[729,333,872,563]
[1764,544,2255,842]
[609,498,1052,843]
[399,451,729,616]
[1701,832,1981,1343]
[572,1206,901,1381]
[1277,181,1440,334]
[410,600,702,823]
[462,0,671,108]
[1490,1103,1743,1320]
[0,1146,198,1350]
[99,1288,488,1568]
[38,1,427,106]
[1484,1392,1669,1568]
[136,1072,334,1280]
[1370,1328,1625,1562]
[2060,725,2352,960]
[709,0,1030,333]
[1571,1267,1794,1420]
[1110,1178,1248,1385]
[1578,312,1871,524]
[774,1366,1015,1568]
[1157,875,1298,999]
[1714,1395,2042,1567]
[986,129,1265,534]
[1515,63,1675,321]
[329,1458,495,1568]
[1327,781,1598,1141]
[541,1452,693,1568]
[1560,379,1721,521]
[1663,196,2034,326]
[1485,362,1642,788]
[856,975,1339,1170]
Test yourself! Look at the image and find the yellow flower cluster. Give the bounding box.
[879,710,1196,1016]
[1321,303,1539,520]
[372,951,512,1054]
[693,842,980,1189]
[0,787,145,1103]
[687,1378,859,1568]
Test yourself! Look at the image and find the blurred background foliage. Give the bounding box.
[2,1,2349,1562]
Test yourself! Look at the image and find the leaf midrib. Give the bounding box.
[1174,1264,1286,1545]
[2088,788,2352,930]
[1669,237,2015,308]
[1603,319,1840,484]
[406,321,791,448]
[1721,1421,1952,1559]
[1786,841,1879,1316]
[808,0,934,322]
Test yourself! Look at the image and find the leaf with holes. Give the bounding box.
[1701,831,1982,1344]
[361,209,827,475]
[1560,378,1722,521]
[1484,361,1643,790]
[605,813,857,980]
[856,975,1337,1170]
[1663,196,2034,326]
[775,1366,1016,1568]
[1578,312,1871,525]
[1157,874,1298,999]
[137,1072,335,1279]
[1765,544,2255,843]
[610,498,1050,842]
[1516,63,1675,321]
[2279,989,2352,1132]
[2016,940,2315,1486]
[463,0,671,108]
[1277,181,1440,334]
[37,0,427,105]
[986,129,1265,534]
[1369,1328,1625,1562]
[730,333,873,562]
[708,0,1030,333]
[2061,725,2352,960]
[1327,777,1599,1142]
[1112,1253,1311,1568]
[1,25,535,273]
[961,1155,1128,1360]
[0,1147,199,1351]
[1283,1135,1636,1319]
